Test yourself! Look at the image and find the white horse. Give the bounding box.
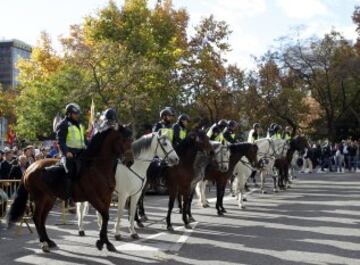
[194,141,230,208]
[232,157,254,209]
[255,138,289,193]
[77,131,179,239]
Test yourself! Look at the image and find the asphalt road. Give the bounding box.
[1,172,360,265]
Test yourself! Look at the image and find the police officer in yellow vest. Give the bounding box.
[271,124,283,140]
[282,126,292,141]
[223,120,238,144]
[207,119,227,142]
[173,113,190,148]
[152,107,175,141]
[56,103,86,197]
[248,123,261,143]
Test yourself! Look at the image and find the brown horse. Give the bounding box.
[8,126,134,253]
[135,131,214,230]
[164,131,214,230]
[204,143,259,216]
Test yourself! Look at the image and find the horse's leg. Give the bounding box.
[188,189,196,223]
[129,194,141,239]
[77,202,86,237]
[32,198,49,252]
[195,182,202,206]
[177,193,183,214]
[260,170,266,194]
[41,198,57,248]
[114,195,127,241]
[96,211,102,230]
[182,187,192,229]
[138,188,148,222]
[215,180,223,216]
[166,186,176,231]
[202,181,208,207]
[219,180,227,213]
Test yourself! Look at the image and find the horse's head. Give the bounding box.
[191,130,213,154]
[290,136,309,153]
[244,143,259,168]
[113,125,134,167]
[212,141,230,172]
[155,130,179,166]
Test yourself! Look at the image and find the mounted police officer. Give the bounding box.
[282,126,292,141]
[56,103,86,198]
[173,113,190,148]
[95,108,118,134]
[272,124,282,140]
[223,120,238,144]
[153,107,175,140]
[248,123,261,143]
[207,119,227,142]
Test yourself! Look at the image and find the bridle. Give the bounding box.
[154,135,176,165]
[214,144,230,169]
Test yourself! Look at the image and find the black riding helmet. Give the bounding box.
[253,123,260,129]
[160,107,175,118]
[178,113,190,123]
[227,120,238,129]
[65,103,81,115]
[217,119,228,129]
[103,108,118,122]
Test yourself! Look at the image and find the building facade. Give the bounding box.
[0,39,32,147]
[0,39,32,89]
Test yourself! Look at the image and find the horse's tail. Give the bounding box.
[8,182,28,224]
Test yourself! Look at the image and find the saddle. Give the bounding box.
[44,158,82,180]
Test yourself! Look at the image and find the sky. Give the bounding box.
[1,0,359,69]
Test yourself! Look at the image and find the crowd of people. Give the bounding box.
[303,139,360,174]
[0,143,59,180]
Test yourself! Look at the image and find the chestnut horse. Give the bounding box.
[8,126,134,253]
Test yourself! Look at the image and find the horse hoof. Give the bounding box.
[140,215,148,222]
[137,221,144,228]
[261,190,267,194]
[189,217,196,223]
[185,224,192,230]
[179,209,183,214]
[96,240,104,250]
[242,198,247,202]
[41,242,50,253]
[240,205,246,210]
[114,234,122,241]
[221,209,227,213]
[167,225,174,232]
[106,243,117,252]
[78,231,85,237]
[273,189,278,193]
[47,240,58,248]
[217,212,224,217]
[131,233,140,240]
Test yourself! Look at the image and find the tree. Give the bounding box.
[279,31,360,140]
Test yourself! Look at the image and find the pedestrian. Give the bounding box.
[0,147,14,179]
[8,155,27,180]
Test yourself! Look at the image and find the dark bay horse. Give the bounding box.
[204,143,259,216]
[8,126,134,253]
[275,136,309,190]
[136,131,214,230]
[164,131,214,230]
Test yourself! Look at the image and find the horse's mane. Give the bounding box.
[132,133,154,158]
[229,142,253,153]
[81,125,132,158]
[81,128,113,158]
[176,132,197,156]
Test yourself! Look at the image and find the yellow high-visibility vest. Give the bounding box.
[179,128,187,140]
[66,124,86,149]
[160,128,174,142]
[215,133,224,142]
